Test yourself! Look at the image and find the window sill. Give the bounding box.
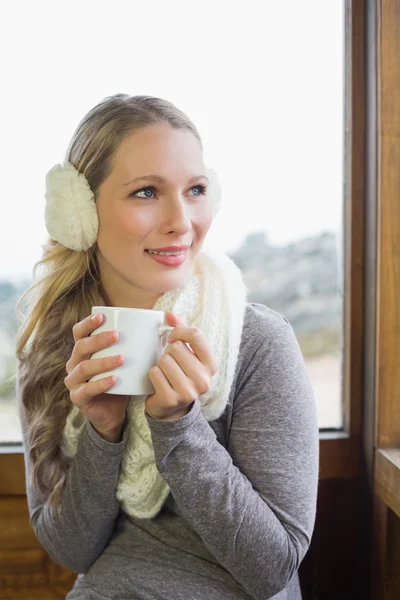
[0,429,349,453]
[0,431,361,496]
[0,443,24,454]
[374,448,400,519]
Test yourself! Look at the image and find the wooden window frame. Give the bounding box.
[370,0,400,598]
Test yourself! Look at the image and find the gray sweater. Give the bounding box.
[20,303,319,600]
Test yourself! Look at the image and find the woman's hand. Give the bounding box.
[145,312,218,421]
[64,313,129,442]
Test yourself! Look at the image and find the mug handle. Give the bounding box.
[158,325,174,348]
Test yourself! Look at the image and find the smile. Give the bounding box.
[147,250,186,256]
[145,249,188,266]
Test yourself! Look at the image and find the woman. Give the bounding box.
[16,94,319,600]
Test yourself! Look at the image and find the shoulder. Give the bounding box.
[234,303,300,387]
[229,304,314,419]
[240,302,292,351]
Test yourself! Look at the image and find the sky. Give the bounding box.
[0,0,344,282]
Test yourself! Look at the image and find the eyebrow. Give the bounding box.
[122,174,209,187]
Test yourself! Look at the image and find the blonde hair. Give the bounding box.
[16,94,202,510]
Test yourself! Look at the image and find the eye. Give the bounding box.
[129,186,155,199]
[189,184,207,197]
[128,184,207,200]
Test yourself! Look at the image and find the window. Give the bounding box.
[0,1,344,444]
[1,1,371,595]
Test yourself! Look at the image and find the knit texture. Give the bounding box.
[63,248,248,519]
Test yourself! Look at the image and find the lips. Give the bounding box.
[145,248,188,267]
[146,244,191,252]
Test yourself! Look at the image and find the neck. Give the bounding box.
[99,277,163,310]
[101,286,163,310]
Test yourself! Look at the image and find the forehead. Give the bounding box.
[112,124,203,173]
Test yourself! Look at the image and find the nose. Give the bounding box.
[160,194,192,235]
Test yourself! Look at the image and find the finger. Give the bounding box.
[166,326,218,374]
[72,313,104,344]
[67,330,119,374]
[148,365,176,406]
[164,339,202,380]
[158,354,200,402]
[164,312,187,327]
[65,354,124,389]
[164,344,211,396]
[70,376,117,410]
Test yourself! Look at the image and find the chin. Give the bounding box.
[148,265,194,293]
[156,273,190,293]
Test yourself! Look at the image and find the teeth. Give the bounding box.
[148,250,186,256]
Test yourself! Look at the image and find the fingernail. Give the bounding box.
[91,313,103,322]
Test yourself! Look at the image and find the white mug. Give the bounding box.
[88,306,173,396]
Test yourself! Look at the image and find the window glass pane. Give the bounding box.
[0,0,344,443]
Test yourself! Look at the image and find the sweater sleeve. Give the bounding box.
[145,317,319,600]
[18,379,129,574]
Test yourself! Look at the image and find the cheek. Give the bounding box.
[100,207,152,240]
[121,212,152,237]
[196,206,213,236]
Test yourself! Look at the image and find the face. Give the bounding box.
[95,123,213,309]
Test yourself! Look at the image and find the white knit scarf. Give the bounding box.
[63,248,248,519]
